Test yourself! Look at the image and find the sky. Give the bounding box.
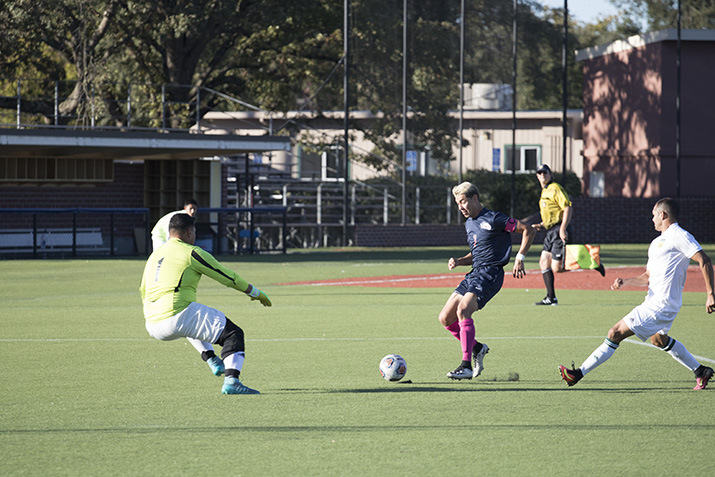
[538,0,619,24]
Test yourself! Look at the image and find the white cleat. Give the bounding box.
[447,365,474,380]
[472,342,489,378]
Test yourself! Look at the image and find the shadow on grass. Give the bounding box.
[273,379,696,395]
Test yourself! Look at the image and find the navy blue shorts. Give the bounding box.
[454,266,505,310]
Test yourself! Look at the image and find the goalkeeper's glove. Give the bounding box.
[246,285,272,307]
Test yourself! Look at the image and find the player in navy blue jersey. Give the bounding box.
[439,182,535,380]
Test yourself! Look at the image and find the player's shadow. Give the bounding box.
[275,379,692,395]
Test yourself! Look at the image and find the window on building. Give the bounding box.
[504,145,540,173]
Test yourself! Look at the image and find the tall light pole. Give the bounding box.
[561,0,568,174]
[458,0,465,183]
[343,0,350,244]
[510,0,518,218]
[676,0,681,198]
[401,0,407,225]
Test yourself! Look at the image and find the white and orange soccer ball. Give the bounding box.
[379,354,407,382]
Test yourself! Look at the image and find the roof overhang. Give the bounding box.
[576,28,715,62]
[0,128,290,161]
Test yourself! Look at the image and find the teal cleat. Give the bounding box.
[221,377,260,395]
[207,356,225,376]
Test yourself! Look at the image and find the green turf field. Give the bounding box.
[1,244,714,475]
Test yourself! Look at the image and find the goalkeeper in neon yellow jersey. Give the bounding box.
[140,213,271,395]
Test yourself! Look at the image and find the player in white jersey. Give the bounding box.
[559,198,715,390]
[151,199,198,252]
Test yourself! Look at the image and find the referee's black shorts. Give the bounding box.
[542,223,573,262]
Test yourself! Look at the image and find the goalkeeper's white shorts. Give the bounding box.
[145,302,226,344]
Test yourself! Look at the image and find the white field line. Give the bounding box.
[295,275,456,286]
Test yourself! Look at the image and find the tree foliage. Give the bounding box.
[4,1,699,170]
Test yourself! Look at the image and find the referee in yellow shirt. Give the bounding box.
[531,164,572,306]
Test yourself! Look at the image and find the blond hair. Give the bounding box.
[452,182,479,200]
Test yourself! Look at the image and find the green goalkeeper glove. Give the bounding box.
[252,290,272,307]
[246,285,272,307]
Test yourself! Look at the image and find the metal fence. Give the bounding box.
[0,207,287,259]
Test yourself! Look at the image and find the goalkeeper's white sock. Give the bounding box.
[224,351,245,373]
[580,338,619,376]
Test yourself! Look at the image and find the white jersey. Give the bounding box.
[644,222,702,313]
[150,210,186,251]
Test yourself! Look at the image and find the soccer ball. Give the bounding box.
[379,354,407,382]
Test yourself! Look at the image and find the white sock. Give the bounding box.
[186,338,214,354]
[580,339,619,376]
[664,338,699,371]
[224,352,245,373]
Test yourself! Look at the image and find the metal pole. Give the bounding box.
[676,0,681,197]
[458,0,465,183]
[127,83,132,128]
[110,213,115,257]
[401,0,407,225]
[196,86,201,133]
[161,84,166,131]
[446,187,451,225]
[91,84,95,128]
[562,0,568,173]
[343,0,351,245]
[16,79,21,128]
[54,81,59,126]
[510,0,518,218]
[384,187,389,225]
[415,186,421,224]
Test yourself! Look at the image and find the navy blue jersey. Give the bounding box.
[465,208,517,268]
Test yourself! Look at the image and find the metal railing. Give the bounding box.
[0,79,275,134]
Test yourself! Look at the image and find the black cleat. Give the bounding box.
[536,296,558,306]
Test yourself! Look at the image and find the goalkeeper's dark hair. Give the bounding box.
[168,213,196,232]
[184,198,198,207]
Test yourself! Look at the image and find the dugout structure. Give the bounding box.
[0,207,287,258]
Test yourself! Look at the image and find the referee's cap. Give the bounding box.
[536,164,551,174]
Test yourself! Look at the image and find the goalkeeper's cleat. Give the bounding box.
[559,363,583,387]
[535,296,558,306]
[596,263,606,277]
[694,366,714,390]
[221,377,260,395]
[447,365,474,380]
[472,342,489,378]
[207,356,225,376]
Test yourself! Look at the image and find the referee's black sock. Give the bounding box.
[542,269,555,299]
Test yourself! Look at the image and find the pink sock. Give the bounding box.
[445,321,461,341]
[459,318,476,362]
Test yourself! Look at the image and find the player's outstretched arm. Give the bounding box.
[449,253,472,270]
[511,220,535,278]
[691,250,715,314]
[246,285,272,307]
[611,270,650,290]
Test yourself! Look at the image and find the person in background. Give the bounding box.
[532,164,605,306]
[151,199,198,252]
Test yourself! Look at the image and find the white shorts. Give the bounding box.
[623,303,677,342]
[145,302,226,344]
